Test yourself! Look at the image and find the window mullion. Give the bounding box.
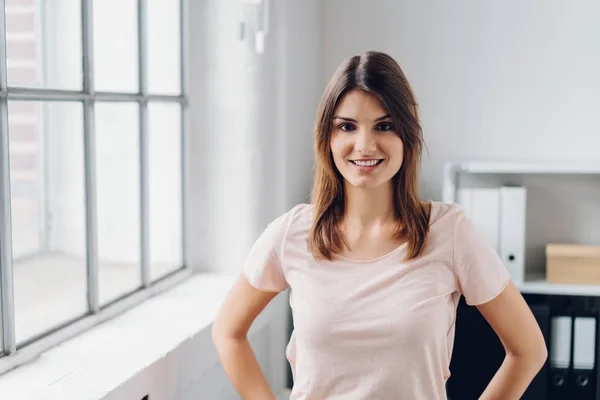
[180,0,190,269]
[138,0,150,288]
[0,0,17,355]
[82,0,99,314]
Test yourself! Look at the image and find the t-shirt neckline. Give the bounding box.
[332,200,436,264]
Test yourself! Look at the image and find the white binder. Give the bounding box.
[498,186,526,284]
[550,316,572,369]
[456,188,500,251]
[574,317,596,371]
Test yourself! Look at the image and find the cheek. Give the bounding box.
[396,144,405,163]
[386,137,404,163]
[329,135,351,161]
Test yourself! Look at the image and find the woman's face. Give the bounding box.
[330,89,404,190]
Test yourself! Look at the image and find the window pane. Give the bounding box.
[93,0,139,93]
[147,0,181,94]
[148,102,183,281]
[6,0,83,90]
[95,103,141,305]
[9,101,87,344]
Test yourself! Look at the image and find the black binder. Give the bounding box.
[548,300,573,400]
[569,300,597,400]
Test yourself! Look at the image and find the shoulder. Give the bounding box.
[428,201,464,230]
[283,203,313,241]
[260,203,312,263]
[423,201,469,254]
[287,203,314,224]
[265,203,312,245]
[244,203,312,264]
[429,200,498,257]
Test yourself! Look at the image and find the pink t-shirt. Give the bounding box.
[243,201,510,400]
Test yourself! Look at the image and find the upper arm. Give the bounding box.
[213,208,294,339]
[212,274,280,339]
[476,281,547,358]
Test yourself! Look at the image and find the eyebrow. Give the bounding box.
[332,114,391,123]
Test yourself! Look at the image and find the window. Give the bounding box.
[0,0,188,370]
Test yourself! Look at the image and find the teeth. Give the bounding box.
[353,160,379,167]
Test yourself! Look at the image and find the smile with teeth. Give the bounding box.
[350,159,383,167]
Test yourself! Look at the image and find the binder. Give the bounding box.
[571,316,596,399]
[498,186,526,284]
[548,315,572,400]
[456,188,472,216]
[456,188,500,251]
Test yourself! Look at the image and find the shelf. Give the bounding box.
[450,161,600,175]
[517,279,600,297]
[443,161,600,297]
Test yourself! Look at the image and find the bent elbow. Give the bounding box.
[508,338,548,372]
[536,344,548,369]
[534,332,549,366]
[523,340,548,373]
[212,320,247,346]
[211,318,229,346]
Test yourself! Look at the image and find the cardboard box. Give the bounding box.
[546,243,600,285]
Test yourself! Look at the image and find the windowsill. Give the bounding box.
[0,273,241,399]
[12,252,183,343]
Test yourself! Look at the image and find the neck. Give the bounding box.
[343,182,395,229]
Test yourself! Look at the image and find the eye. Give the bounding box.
[376,122,394,132]
[338,123,356,132]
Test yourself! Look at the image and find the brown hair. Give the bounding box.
[309,51,429,261]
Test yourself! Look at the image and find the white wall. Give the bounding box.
[279,0,323,209]
[187,0,322,275]
[323,0,600,200]
[188,0,278,276]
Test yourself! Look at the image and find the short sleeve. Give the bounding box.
[452,210,511,306]
[242,211,291,292]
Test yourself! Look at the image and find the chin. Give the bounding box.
[347,178,386,190]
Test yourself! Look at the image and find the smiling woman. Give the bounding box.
[213,51,547,400]
[311,51,428,262]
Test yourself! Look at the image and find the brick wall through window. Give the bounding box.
[6,0,41,257]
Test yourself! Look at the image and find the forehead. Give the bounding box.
[334,89,388,118]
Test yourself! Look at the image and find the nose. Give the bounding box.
[354,128,377,154]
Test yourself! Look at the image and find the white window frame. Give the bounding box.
[0,0,191,375]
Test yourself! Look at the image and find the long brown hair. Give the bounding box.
[309,51,429,261]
